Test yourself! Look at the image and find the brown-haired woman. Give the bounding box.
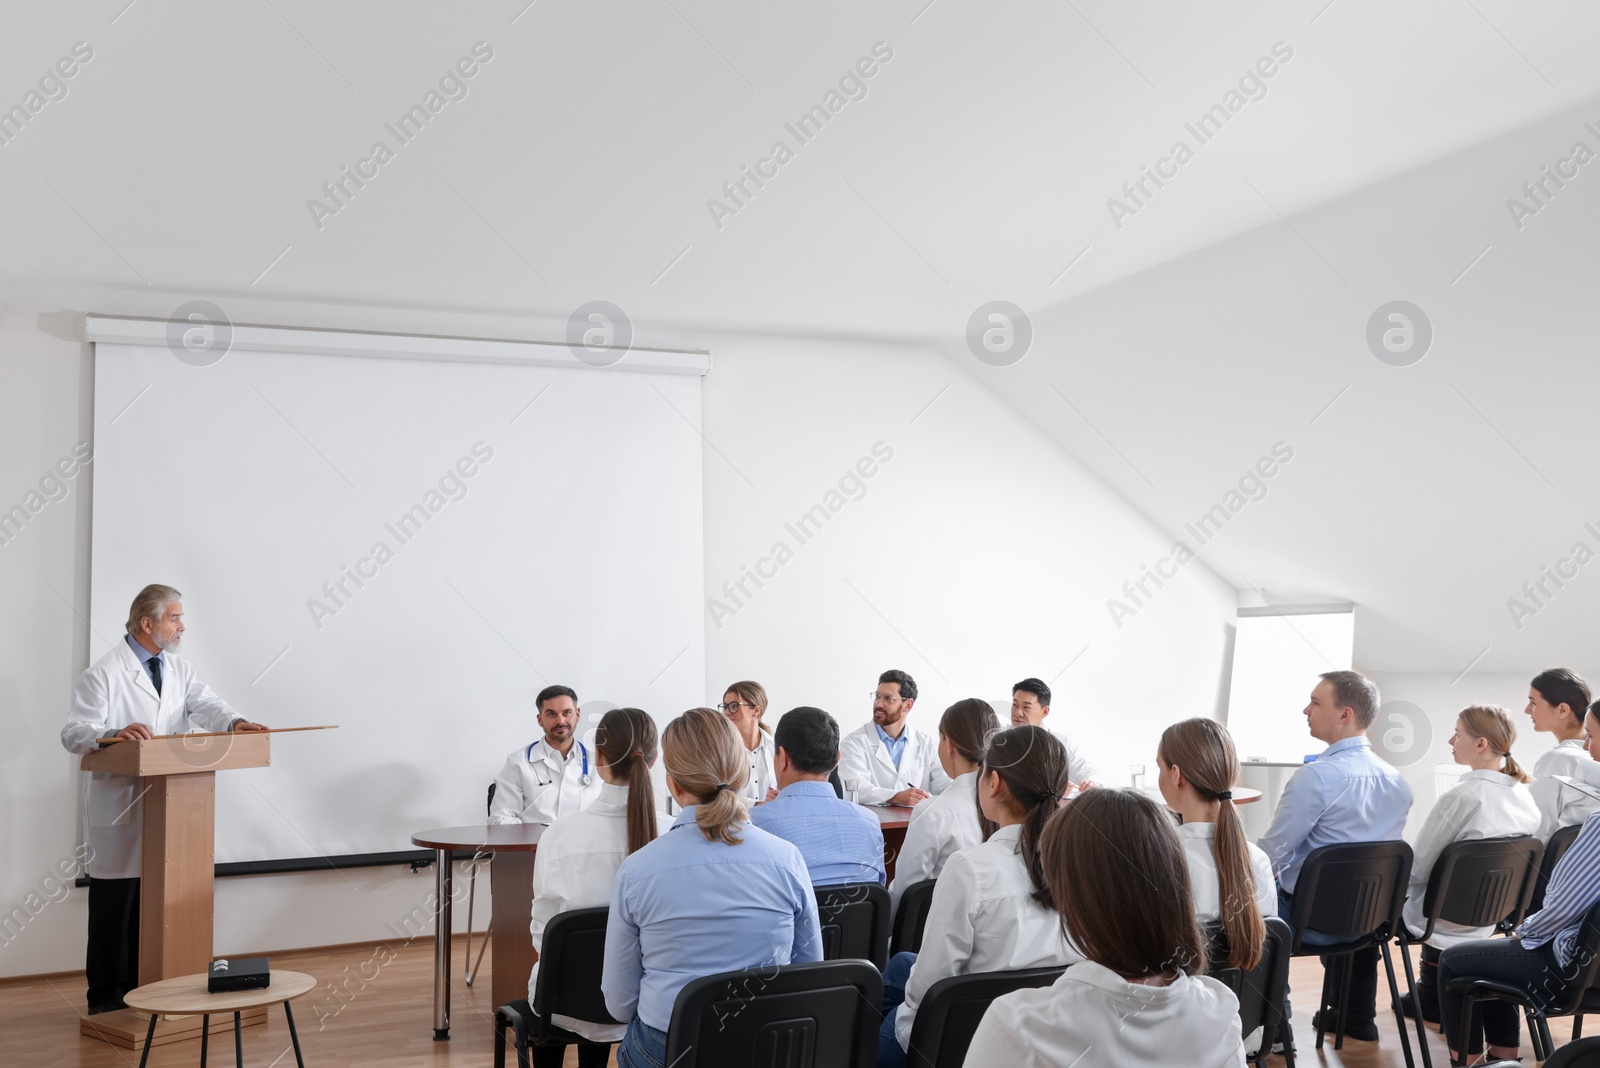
[602,707,821,1068]
[529,707,664,1067]
[878,725,1081,1068]
[887,698,1001,911]
[1398,704,1539,1029]
[966,788,1245,1067]
[721,680,778,803]
[1526,668,1594,840]
[1157,718,1275,970]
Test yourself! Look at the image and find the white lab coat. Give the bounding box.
[964,961,1246,1068]
[837,721,950,805]
[490,739,603,826]
[738,731,776,804]
[1530,740,1597,840]
[529,782,668,1041]
[61,637,241,879]
[889,771,982,911]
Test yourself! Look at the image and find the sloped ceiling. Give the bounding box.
[5,0,1599,672]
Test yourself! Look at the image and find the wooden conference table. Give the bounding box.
[408,792,1247,1038]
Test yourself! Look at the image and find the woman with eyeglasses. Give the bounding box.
[721,680,778,803]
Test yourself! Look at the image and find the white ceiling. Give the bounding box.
[6,0,1600,673]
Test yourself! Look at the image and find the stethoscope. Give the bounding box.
[526,739,592,787]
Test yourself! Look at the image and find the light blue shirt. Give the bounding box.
[125,633,163,690]
[1519,808,1600,967]
[751,780,886,887]
[875,723,908,769]
[602,806,824,1031]
[1258,735,1413,894]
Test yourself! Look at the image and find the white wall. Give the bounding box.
[0,310,1240,978]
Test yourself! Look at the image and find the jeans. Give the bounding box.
[616,1016,669,1068]
[1438,937,1576,1055]
[877,951,916,1068]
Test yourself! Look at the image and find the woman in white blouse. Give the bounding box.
[1156,719,1275,961]
[528,707,664,1068]
[721,680,777,803]
[877,725,1081,1068]
[1525,667,1593,839]
[887,698,1000,911]
[965,788,1246,1068]
[1399,704,1539,1024]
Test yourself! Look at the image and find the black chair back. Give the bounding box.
[1532,823,1584,913]
[665,959,881,1068]
[891,879,938,956]
[531,907,619,1040]
[1205,916,1292,1060]
[904,966,1065,1068]
[1415,836,1542,943]
[1288,840,1412,951]
[487,780,497,815]
[829,768,844,798]
[815,883,891,970]
[1547,1035,1600,1067]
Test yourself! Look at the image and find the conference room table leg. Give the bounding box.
[433,847,453,1040]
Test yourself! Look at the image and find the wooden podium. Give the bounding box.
[77,730,273,1051]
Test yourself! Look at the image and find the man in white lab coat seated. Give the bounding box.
[60,584,269,1014]
[1008,677,1100,788]
[838,669,950,807]
[490,684,603,825]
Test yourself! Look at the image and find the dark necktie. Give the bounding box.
[149,655,163,696]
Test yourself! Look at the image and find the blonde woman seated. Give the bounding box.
[1398,704,1538,1026]
[528,708,665,1068]
[878,725,1081,1068]
[965,788,1246,1067]
[887,698,1000,911]
[602,707,822,1068]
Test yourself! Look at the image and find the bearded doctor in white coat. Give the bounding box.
[60,584,267,1013]
[838,669,950,807]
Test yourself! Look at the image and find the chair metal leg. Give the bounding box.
[1576,1013,1585,1040]
[494,1009,507,1068]
[1399,940,1433,1068]
[284,1001,307,1068]
[1334,952,1355,1050]
[1315,958,1330,1050]
[1537,1014,1554,1062]
[1381,942,1418,1068]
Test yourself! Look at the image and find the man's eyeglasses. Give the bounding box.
[870,691,907,703]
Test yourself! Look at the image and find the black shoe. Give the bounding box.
[1312,1011,1379,1041]
[1397,992,1440,1024]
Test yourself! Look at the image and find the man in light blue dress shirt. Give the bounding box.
[1258,670,1414,1041]
[752,707,886,886]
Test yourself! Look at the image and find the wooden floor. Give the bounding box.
[0,940,1584,1066]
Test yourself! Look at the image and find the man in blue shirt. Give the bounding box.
[753,707,886,886]
[1259,670,1414,1042]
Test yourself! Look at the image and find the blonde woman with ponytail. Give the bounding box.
[602,708,822,1068]
[529,708,665,1068]
[1394,704,1541,1026]
[1156,719,1275,970]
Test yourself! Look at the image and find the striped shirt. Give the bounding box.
[1518,808,1600,967]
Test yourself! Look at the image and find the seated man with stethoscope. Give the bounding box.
[490,684,603,825]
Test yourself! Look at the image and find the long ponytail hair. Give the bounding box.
[663,707,750,845]
[1458,704,1530,784]
[980,725,1070,909]
[596,707,660,855]
[1158,717,1264,971]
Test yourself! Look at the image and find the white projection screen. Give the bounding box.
[88,329,706,863]
[1225,606,1356,764]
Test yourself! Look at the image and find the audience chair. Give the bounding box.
[1206,917,1295,1068]
[493,907,619,1068]
[1546,1035,1600,1068]
[815,883,891,970]
[664,959,881,1068]
[1447,898,1600,1064]
[466,780,497,985]
[1285,841,1415,1067]
[1395,836,1542,1068]
[903,966,1066,1068]
[890,879,938,956]
[1531,823,1585,915]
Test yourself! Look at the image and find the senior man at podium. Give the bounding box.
[60,583,267,1015]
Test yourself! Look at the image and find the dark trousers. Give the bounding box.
[531,1041,612,1068]
[1415,944,1442,1023]
[86,876,139,1010]
[1438,937,1577,1055]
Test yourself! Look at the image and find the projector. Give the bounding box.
[208,957,271,993]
